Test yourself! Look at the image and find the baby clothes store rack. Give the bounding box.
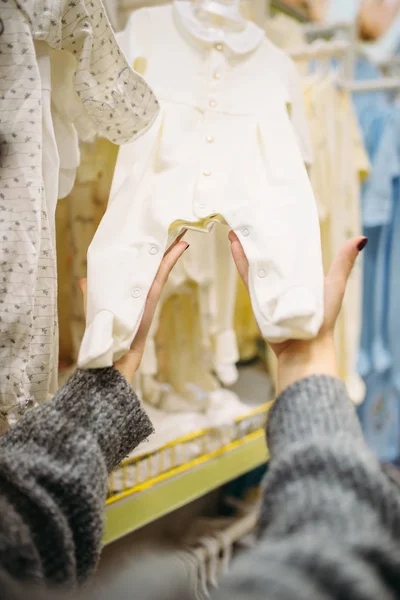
[304,15,400,463]
[52,0,396,548]
[52,4,373,547]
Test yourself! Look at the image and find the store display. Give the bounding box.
[109,397,266,494]
[78,1,323,375]
[0,0,158,427]
[5,0,400,568]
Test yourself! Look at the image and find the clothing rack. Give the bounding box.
[340,77,400,93]
[270,0,309,23]
[120,0,307,19]
[302,20,358,90]
[188,508,258,552]
[379,55,400,77]
[290,39,351,61]
[303,20,354,40]
[381,56,400,68]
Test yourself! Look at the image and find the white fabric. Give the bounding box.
[52,107,80,200]
[174,0,265,53]
[78,3,323,369]
[138,223,239,407]
[128,388,251,458]
[102,0,121,31]
[38,42,81,242]
[0,0,158,424]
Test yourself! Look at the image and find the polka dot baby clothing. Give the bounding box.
[0,0,158,425]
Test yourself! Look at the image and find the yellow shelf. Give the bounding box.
[104,430,268,545]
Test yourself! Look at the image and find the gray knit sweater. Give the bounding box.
[1,368,400,599]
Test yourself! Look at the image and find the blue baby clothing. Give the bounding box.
[353,58,400,461]
[388,174,400,394]
[357,372,400,463]
[355,104,394,378]
[356,106,400,460]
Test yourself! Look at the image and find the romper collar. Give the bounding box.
[173,1,264,55]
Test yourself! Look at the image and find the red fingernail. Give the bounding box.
[184,243,190,252]
[357,237,368,251]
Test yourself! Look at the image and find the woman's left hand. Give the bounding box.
[79,231,189,383]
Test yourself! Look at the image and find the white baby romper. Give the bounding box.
[138,7,315,398]
[78,2,323,369]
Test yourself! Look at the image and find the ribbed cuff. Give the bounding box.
[267,375,364,458]
[54,368,154,472]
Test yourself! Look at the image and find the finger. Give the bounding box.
[153,240,189,289]
[228,230,239,244]
[229,230,249,288]
[131,240,189,355]
[78,278,87,293]
[327,236,367,290]
[322,236,367,331]
[79,278,88,317]
[164,229,188,256]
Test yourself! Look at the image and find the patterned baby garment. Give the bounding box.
[0,0,158,426]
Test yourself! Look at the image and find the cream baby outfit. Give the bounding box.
[0,0,158,426]
[78,2,323,369]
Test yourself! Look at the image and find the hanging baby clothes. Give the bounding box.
[349,58,400,460]
[143,279,217,411]
[333,90,369,405]
[139,223,238,411]
[78,1,323,370]
[301,72,369,405]
[356,102,400,461]
[353,59,393,379]
[0,0,158,427]
[67,139,119,363]
[55,141,228,412]
[56,137,120,368]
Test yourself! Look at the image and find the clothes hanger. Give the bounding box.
[191,0,246,30]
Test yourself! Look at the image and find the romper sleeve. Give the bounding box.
[286,57,314,167]
[33,0,159,145]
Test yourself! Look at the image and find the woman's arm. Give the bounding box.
[0,367,153,586]
[0,235,189,590]
[215,234,400,600]
[214,372,400,600]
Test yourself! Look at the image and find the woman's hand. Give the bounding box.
[80,231,189,384]
[229,231,368,394]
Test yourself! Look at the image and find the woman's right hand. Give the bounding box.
[229,232,368,394]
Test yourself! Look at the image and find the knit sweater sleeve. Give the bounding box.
[0,368,153,588]
[214,375,400,600]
